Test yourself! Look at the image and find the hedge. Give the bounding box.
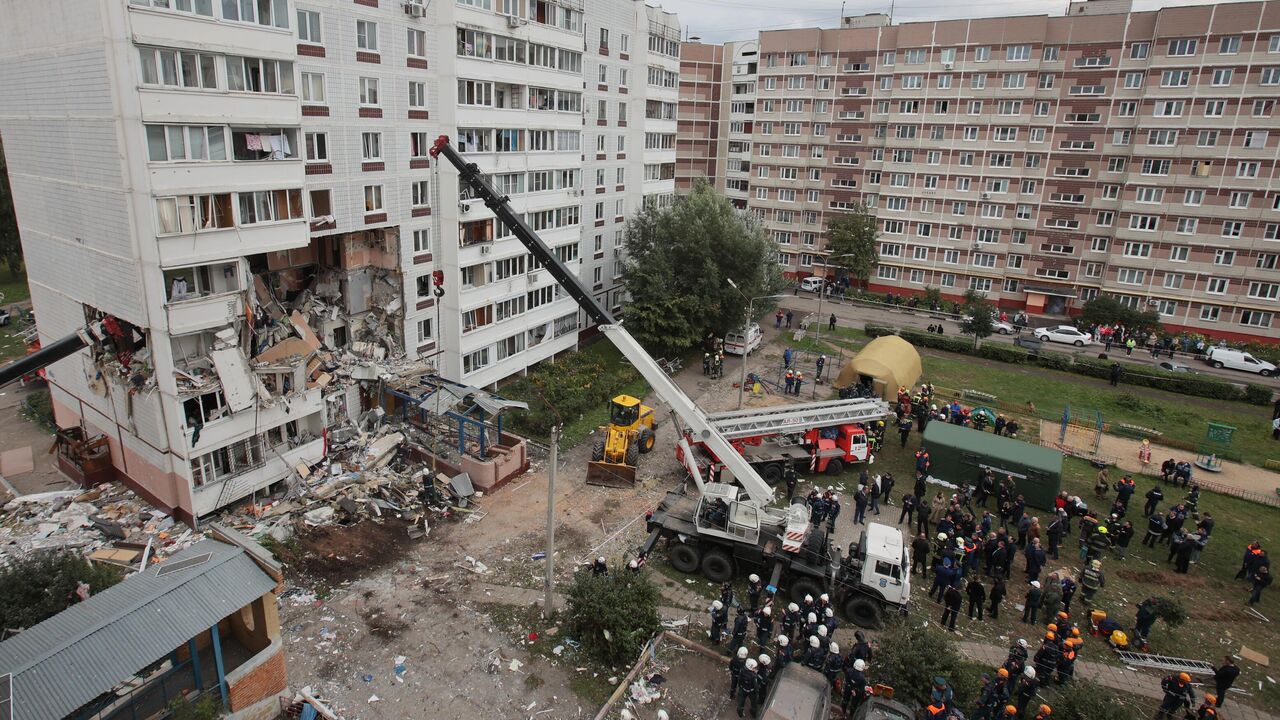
[864,324,1268,406]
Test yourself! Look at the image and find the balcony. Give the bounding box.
[166,291,244,335]
[128,6,296,59]
[157,220,307,266]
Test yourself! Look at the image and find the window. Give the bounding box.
[361,131,381,161]
[1184,190,1203,206]
[356,20,378,52]
[411,180,430,208]
[1129,215,1158,232]
[1038,74,1054,90]
[1170,245,1189,262]
[237,189,303,225]
[1123,71,1143,89]
[1230,192,1251,209]
[154,193,233,234]
[1043,46,1059,61]
[1123,242,1151,258]
[1220,35,1241,54]
[1200,306,1221,322]
[363,184,383,212]
[1155,100,1184,117]
[221,0,288,26]
[359,77,379,105]
[409,81,427,109]
[1206,278,1229,295]
[1221,224,1243,241]
[1204,99,1226,117]
[1175,218,1197,235]
[1241,311,1273,328]
[138,47,218,90]
[1168,39,1197,57]
[1161,70,1190,87]
[297,9,321,44]
[971,73,986,89]
[1262,67,1280,86]
[1253,99,1274,117]
[1130,42,1150,59]
[1116,268,1146,285]
[1006,45,1030,61]
[1002,73,1026,90]
[1248,282,1280,300]
[408,28,427,58]
[1212,68,1233,86]
[145,125,228,162]
[974,46,990,62]
[1197,130,1219,147]
[1117,101,1137,117]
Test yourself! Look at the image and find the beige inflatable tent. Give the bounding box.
[835,335,922,401]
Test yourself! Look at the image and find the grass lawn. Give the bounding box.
[0,267,30,306]
[0,268,32,361]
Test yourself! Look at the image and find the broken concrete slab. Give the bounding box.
[363,433,405,468]
[290,310,323,351]
[210,348,256,413]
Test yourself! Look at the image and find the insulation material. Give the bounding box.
[210,348,256,413]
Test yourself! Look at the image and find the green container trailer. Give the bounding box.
[921,422,1063,510]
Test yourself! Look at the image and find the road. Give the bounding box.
[775,291,1274,387]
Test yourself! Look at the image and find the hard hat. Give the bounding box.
[1179,672,1191,682]
[763,607,772,616]
[598,556,606,563]
[1018,639,1028,648]
[759,654,771,666]
[854,659,867,671]
[1205,694,1217,704]
[737,647,749,659]
[820,593,829,602]
[818,625,828,637]
[1030,581,1041,589]
[1098,526,1108,534]
[1024,666,1036,679]
[1091,560,1102,569]
[830,642,840,654]
[805,594,814,603]
[628,559,638,569]
[1045,632,1055,640]
[825,608,834,618]
[957,538,966,548]
[1071,628,1081,637]
[778,635,789,646]
[1046,624,1058,633]
[657,711,670,720]
[749,573,760,583]
[1057,611,1069,620]
[745,658,757,671]
[712,600,723,610]
[808,613,818,623]
[1004,705,1018,716]
[998,668,1009,678]
[621,710,633,720]
[938,532,949,541]
[810,636,821,648]
[1039,704,1052,715]
[788,602,799,612]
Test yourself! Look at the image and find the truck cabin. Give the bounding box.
[695,483,762,544]
[843,525,909,600]
[803,424,868,460]
[609,395,643,428]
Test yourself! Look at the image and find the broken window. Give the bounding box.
[163,261,239,301]
[462,305,493,333]
[459,219,493,247]
[237,189,303,225]
[155,193,234,234]
[190,434,265,487]
[230,128,297,160]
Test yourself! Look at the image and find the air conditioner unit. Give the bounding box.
[506,14,527,28]
[403,2,425,17]
[981,192,991,199]
[480,244,491,254]
[1147,298,1159,306]
[942,62,954,70]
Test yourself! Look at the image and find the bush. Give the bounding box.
[1051,683,1146,720]
[1244,383,1274,406]
[168,695,223,720]
[864,324,897,338]
[1075,361,1241,402]
[900,328,972,354]
[1037,352,1074,372]
[20,389,55,431]
[502,344,642,438]
[976,344,1030,364]
[0,550,124,630]
[563,565,661,667]
[874,619,983,709]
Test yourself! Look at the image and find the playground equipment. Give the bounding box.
[1193,422,1235,472]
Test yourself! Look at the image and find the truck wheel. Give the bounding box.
[625,441,640,466]
[825,458,844,475]
[1261,369,1274,378]
[701,548,735,583]
[639,428,656,454]
[1213,361,1224,369]
[761,464,783,486]
[591,438,605,462]
[668,542,700,574]
[789,577,823,604]
[844,596,883,629]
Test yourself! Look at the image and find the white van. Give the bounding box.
[799,276,825,293]
[1205,347,1277,376]
[724,322,763,356]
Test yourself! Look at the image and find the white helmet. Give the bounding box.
[788,602,799,613]
[778,635,789,646]
[809,636,821,648]
[1024,666,1036,679]
[759,654,771,666]
[598,556,606,563]
[628,559,638,569]
[818,626,829,638]
[712,600,723,610]
[657,712,670,720]
[621,710,633,720]
[749,573,761,583]
[763,606,772,616]
[854,659,867,671]
[737,647,749,659]
[829,642,840,654]
[820,593,830,603]
[745,658,757,671]
[804,594,814,603]
[1018,638,1028,649]
[808,612,818,624]
[938,532,949,541]
[824,608,834,618]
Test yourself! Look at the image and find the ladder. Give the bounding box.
[1114,650,1216,676]
[707,398,892,440]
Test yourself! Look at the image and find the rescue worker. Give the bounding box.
[1197,696,1219,719]
[1156,672,1195,720]
[930,676,956,712]
[1085,526,1111,561]
[1022,580,1043,624]
[1056,637,1078,684]
[782,602,801,643]
[755,605,774,647]
[784,369,795,394]
[802,612,820,642]
[973,667,1012,720]
[823,642,844,686]
[850,630,873,663]
[899,415,914,448]
[591,556,608,576]
[709,600,727,645]
[736,657,760,718]
[1236,541,1266,580]
[730,609,749,652]
[794,372,805,395]
[702,352,711,376]
[746,573,763,612]
[1003,639,1029,677]
[1250,565,1272,605]
[1144,485,1164,518]
[1033,634,1058,680]
[728,646,748,699]
[1013,666,1039,718]
[1133,597,1158,644]
[1033,704,1053,720]
[1080,559,1105,607]
[841,658,868,715]
[756,654,772,707]
[783,463,798,500]
[1039,574,1063,617]
[775,635,792,668]
[823,607,838,636]
[803,636,826,670]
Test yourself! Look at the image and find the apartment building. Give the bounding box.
[681,0,1280,342]
[677,39,758,209]
[0,0,325,521]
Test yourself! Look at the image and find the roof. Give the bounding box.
[864,523,904,560]
[835,336,922,401]
[762,664,830,720]
[0,540,278,720]
[923,422,1064,476]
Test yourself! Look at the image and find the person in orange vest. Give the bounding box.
[784,370,795,394]
[1197,695,1219,719]
[1033,704,1053,720]
[794,372,805,396]
[1056,637,1078,684]
[1235,541,1265,579]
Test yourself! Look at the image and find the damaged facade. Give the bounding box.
[0,0,677,519]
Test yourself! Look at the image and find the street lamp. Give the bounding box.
[727,278,788,410]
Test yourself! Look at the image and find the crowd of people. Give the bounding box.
[891,385,1023,443]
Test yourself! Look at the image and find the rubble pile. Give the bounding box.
[0,484,205,569]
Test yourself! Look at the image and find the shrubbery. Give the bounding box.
[502,346,642,439]
[899,328,973,354]
[1244,383,1274,406]
[874,619,983,709]
[864,324,897,338]
[0,550,124,630]
[563,565,661,667]
[975,344,1031,364]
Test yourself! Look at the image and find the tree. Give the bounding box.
[0,137,22,274]
[824,204,878,288]
[922,285,943,310]
[959,289,996,349]
[0,550,124,631]
[874,619,983,709]
[621,181,784,355]
[563,565,661,667]
[1079,296,1161,334]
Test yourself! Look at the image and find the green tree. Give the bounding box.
[922,285,943,310]
[874,619,983,709]
[824,204,878,288]
[960,289,996,349]
[0,550,124,630]
[621,181,784,355]
[1050,682,1146,720]
[1079,296,1161,334]
[0,137,23,274]
[563,565,661,667]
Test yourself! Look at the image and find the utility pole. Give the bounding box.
[543,424,560,617]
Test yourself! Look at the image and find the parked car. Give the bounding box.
[848,696,915,720]
[799,276,825,293]
[1157,361,1195,374]
[1033,325,1094,346]
[1204,347,1277,376]
[992,321,1015,335]
[724,322,763,356]
[761,665,830,720]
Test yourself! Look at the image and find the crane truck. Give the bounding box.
[428,137,910,628]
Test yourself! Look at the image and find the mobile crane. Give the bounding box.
[429,137,909,626]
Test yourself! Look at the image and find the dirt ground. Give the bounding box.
[1038,419,1280,497]
[0,384,75,500]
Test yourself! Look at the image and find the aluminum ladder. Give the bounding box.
[1114,650,1216,675]
[707,398,892,440]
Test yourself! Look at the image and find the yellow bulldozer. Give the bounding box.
[586,395,656,487]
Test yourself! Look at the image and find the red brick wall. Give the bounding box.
[228,646,287,711]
